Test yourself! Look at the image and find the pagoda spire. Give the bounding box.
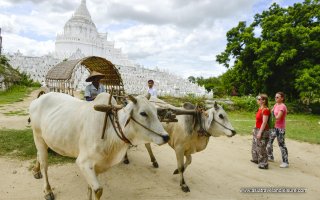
[74,0,91,20]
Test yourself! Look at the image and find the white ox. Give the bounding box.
[29,92,169,200]
[124,98,236,192]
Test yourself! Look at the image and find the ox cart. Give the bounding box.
[46,56,196,122]
[40,56,235,197]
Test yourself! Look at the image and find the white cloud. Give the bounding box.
[2,33,55,56]
[0,0,303,78]
[0,14,21,34]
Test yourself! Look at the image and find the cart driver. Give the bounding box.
[84,71,105,101]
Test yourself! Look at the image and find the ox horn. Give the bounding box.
[214,101,219,110]
[146,93,151,100]
[113,105,124,110]
[172,108,197,115]
[128,95,137,104]
[94,104,112,112]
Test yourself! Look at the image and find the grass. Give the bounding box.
[0,87,319,164]
[228,111,320,144]
[0,129,75,164]
[0,85,38,105]
[0,113,319,165]
[3,109,29,116]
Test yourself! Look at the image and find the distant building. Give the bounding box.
[5,0,211,97]
[55,0,132,67]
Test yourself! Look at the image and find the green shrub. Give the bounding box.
[160,94,319,114]
[159,94,207,108]
[222,96,258,112]
[309,102,320,114]
[0,55,40,88]
[181,94,207,108]
[18,72,41,87]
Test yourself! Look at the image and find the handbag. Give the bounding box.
[261,108,274,129]
[268,111,275,129]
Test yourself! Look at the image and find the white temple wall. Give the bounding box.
[5,52,212,97]
[56,41,105,59]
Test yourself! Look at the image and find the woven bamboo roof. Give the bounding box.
[46,56,123,85]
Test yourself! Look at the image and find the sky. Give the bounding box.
[0,0,303,78]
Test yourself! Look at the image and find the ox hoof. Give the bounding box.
[95,188,103,199]
[181,185,190,193]
[173,169,179,174]
[123,159,130,164]
[152,162,159,168]
[44,192,55,200]
[33,171,43,179]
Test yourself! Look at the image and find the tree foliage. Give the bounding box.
[216,0,320,101]
[0,55,21,83]
[295,64,320,102]
[196,76,225,96]
[0,55,40,87]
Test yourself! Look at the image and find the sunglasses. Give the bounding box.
[275,96,281,99]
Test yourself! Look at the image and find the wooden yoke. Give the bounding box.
[157,107,197,123]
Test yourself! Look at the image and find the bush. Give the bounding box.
[181,94,207,108]
[221,96,258,112]
[309,102,320,114]
[0,55,40,88]
[160,95,319,114]
[18,72,41,87]
[159,94,207,108]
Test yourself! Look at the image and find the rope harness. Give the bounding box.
[195,107,211,137]
[99,91,165,144]
[126,117,165,137]
[195,107,235,137]
[108,109,132,144]
[98,93,234,142]
[101,108,165,144]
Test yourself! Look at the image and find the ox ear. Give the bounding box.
[128,95,137,104]
[146,93,151,100]
[214,101,219,110]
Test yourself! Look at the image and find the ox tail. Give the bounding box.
[28,91,46,124]
[37,91,46,98]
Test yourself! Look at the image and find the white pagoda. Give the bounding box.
[55,0,132,66]
[5,0,212,97]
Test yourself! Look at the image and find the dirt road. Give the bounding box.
[0,90,319,200]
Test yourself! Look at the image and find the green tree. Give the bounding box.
[187,76,196,83]
[192,76,226,97]
[0,55,40,88]
[0,55,21,83]
[295,65,320,103]
[217,0,320,100]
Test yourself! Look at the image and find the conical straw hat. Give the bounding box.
[85,71,105,82]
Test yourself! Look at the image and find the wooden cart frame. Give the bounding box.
[46,56,125,98]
